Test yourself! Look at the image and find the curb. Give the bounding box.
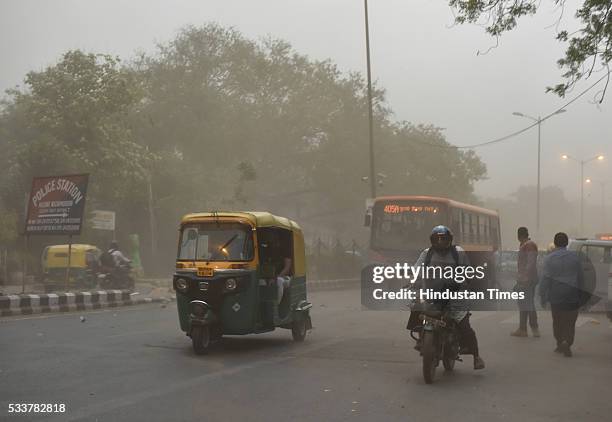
[0,290,175,317]
[0,278,358,317]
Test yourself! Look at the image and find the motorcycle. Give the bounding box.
[409,306,463,384]
[98,262,135,290]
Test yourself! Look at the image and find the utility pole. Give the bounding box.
[364,0,376,198]
[147,174,157,265]
[580,160,585,235]
[561,153,604,236]
[512,110,566,243]
[536,116,541,240]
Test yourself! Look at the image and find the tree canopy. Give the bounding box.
[0,23,487,274]
[449,0,612,101]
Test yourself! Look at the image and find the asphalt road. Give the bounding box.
[1,287,611,422]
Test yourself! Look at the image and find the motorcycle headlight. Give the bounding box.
[225,278,237,291]
[175,278,188,292]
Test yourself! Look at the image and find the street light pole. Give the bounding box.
[364,0,376,198]
[512,111,565,242]
[580,160,585,234]
[536,116,541,236]
[561,154,604,236]
[601,181,606,230]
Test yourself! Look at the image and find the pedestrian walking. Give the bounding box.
[511,227,540,337]
[539,232,585,357]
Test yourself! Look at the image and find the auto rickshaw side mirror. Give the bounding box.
[364,214,371,227]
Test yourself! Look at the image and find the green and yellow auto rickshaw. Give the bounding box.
[173,212,312,354]
[41,244,101,292]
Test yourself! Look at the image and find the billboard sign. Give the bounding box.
[91,210,116,231]
[25,174,89,235]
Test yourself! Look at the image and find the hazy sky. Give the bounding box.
[1,0,610,205]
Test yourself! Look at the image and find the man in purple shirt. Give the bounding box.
[511,227,540,337]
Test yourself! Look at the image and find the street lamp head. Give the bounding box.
[585,178,592,184]
[512,112,524,117]
[561,154,569,160]
[597,155,605,161]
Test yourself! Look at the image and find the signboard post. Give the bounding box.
[25,174,89,291]
[25,174,89,235]
[91,210,116,237]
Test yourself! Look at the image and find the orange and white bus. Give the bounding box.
[365,195,501,286]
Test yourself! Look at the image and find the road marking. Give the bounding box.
[44,336,345,422]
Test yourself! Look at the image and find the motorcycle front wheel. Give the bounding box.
[443,352,456,371]
[421,331,437,384]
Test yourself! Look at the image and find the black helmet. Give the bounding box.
[430,225,453,251]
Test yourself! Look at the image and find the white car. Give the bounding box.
[567,238,612,319]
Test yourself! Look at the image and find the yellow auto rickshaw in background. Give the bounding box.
[174,211,312,354]
[41,244,101,292]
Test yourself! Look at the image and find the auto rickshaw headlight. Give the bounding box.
[176,278,189,292]
[225,278,237,291]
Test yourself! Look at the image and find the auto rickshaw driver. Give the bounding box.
[258,231,293,304]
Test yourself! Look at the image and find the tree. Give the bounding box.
[1,50,156,214]
[0,23,489,274]
[449,0,612,101]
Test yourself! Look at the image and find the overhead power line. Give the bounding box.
[413,71,611,150]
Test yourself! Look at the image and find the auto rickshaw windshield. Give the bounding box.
[178,223,254,261]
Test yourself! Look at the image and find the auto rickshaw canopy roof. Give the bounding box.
[43,244,101,269]
[180,212,302,233]
[45,244,101,253]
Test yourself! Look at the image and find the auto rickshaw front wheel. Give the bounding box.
[291,318,307,342]
[191,325,211,355]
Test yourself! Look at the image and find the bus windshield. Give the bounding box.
[178,223,254,261]
[371,202,446,251]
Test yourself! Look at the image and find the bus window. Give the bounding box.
[451,208,461,243]
[479,216,487,244]
[468,214,475,243]
[491,219,499,249]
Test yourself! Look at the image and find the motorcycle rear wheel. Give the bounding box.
[421,331,437,384]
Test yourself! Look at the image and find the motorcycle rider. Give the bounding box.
[108,241,131,268]
[105,241,132,287]
[410,225,485,370]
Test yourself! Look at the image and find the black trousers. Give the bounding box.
[408,311,480,357]
[550,304,579,347]
[518,283,538,330]
[457,314,479,357]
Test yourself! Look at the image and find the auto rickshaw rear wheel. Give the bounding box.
[291,318,307,342]
[191,325,211,355]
